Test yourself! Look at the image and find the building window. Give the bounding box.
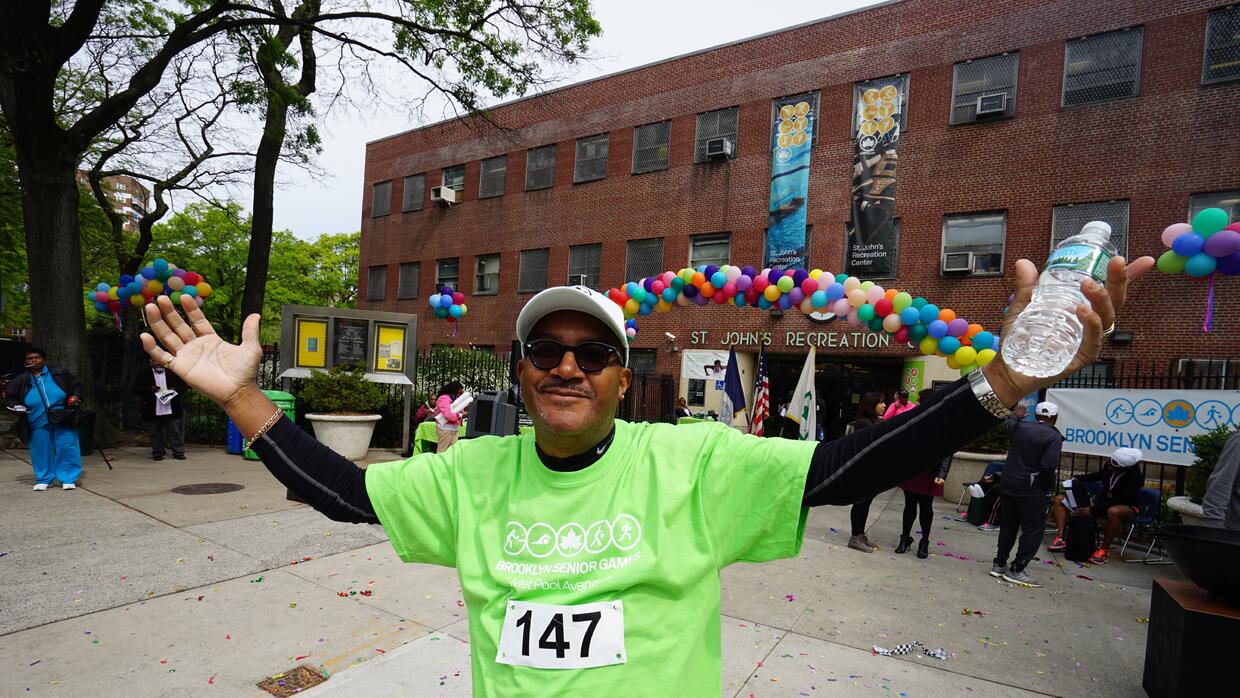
[366,265,387,301]
[397,262,420,299]
[1051,201,1129,258]
[629,349,657,375]
[401,174,424,212]
[942,213,1006,275]
[1062,27,1143,107]
[519,248,549,293]
[694,107,739,162]
[1172,359,1233,391]
[567,244,602,289]
[436,258,459,292]
[442,164,465,192]
[950,53,1018,124]
[687,379,706,407]
[574,134,609,183]
[632,121,671,174]
[479,156,506,198]
[370,181,391,217]
[525,145,556,190]
[625,238,664,283]
[1203,6,1240,85]
[475,253,500,295]
[689,233,731,268]
[1190,190,1240,224]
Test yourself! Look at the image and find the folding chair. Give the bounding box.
[954,461,1004,515]
[1121,487,1170,564]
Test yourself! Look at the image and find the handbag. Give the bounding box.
[33,373,91,428]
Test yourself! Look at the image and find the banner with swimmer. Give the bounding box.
[765,93,817,271]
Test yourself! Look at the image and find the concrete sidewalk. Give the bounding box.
[0,444,1174,696]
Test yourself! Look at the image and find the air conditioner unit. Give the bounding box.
[942,251,974,274]
[704,137,733,160]
[567,274,587,286]
[975,92,1007,116]
[430,186,458,205]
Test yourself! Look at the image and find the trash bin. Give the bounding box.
[226,418,244,455]
[243,390,296,460]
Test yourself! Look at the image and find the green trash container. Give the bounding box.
[243,389,296,460]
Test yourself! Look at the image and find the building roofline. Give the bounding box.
[366,0,901,147]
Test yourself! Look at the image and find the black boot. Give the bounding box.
[894,535,914,554]
[916,538,930,559]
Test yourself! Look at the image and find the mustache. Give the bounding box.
[537,377,592,397]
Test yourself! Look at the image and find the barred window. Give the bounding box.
[366,265,387,301]
[436,258,459,292]
[950,53,1018,124]
[519,248,549,293]
[625,238,664,282]
[694,107,738,162]
[401,174,424,212]
[525,145,556,190]
[568,244,602,289]
[370,181,391,217]
[687,379,706,407]
[475,253,500,295]
[689,233,730,268]
[1203,6,1240,85]
[629,349,657,375]
[942,213,1006,275]
[479,156,506,198]
[1051,201,1129,258]
[442,164,465,192]
[574,134,609,183]
[397,262,419,299]
[1062,28,1143,107]
[1190,190,1240,224]
[632,121,671,173]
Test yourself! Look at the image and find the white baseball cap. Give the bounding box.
[1111,447,1142,467]
[1035,402,1059,417]
[516,286,629,366]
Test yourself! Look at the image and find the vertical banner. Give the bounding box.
[765,93,818,270]
[846,76,907,277]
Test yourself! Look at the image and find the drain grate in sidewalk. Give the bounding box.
[171,482,245,495]
[257,665,328,696]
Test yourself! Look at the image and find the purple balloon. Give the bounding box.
[788,288,805,304]
[441,286,453,296]
[948,318,969,337]
[792,269,808,285]
[740,266,755,277]
[736,275,752,291]
[171,269,187,279]
[1203,230,1240,258]
[1219,249,1240,275]
[704,264,719,278]
[693,292,710,305]
[682,284,699,298]
[767,269,783,284]
[643,277,655,292]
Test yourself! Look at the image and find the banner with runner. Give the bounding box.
[765,93,818,270]
[1045,388,1240,465]
[845,75,907,277]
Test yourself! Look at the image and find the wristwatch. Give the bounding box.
[968,369,1013,419]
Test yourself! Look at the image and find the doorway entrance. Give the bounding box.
[766,353,902,440]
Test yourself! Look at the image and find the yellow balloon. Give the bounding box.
[809,269,823,280]
[129,295,144,307]
[843,276,861,293]
[108,287,118,300]
[146,279,163,294]
[656,299,671,312]
[847,288,867,307]
[764,285,781,302]
[919,337,938,356]
[976,348,997,366]
[954,346,978,366]
[196,281,213,298]
[624,299,639,315]
[945,355,961,370]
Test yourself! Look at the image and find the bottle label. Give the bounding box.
[1045,244,1112,282]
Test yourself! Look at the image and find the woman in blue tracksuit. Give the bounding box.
[4,347,83,490]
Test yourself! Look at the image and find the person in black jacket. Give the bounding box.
[4,347,83,490]
[132,358,188,460]
[1047,447,1144,564]
[990,401,1063,587]
[846,391,886,553]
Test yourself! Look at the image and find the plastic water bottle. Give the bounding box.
[1001,221,1116,378]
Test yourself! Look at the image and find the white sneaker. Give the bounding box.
[61,483,77,490]
[33,483,49,491]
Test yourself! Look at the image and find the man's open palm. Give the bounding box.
[140,296,262,407]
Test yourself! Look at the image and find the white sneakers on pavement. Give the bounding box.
[33,483,49,491]
[62,483,77,490]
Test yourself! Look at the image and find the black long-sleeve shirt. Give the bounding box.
[250,375,999,524]
[999,415,1063,497]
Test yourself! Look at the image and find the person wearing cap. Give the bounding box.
[136,250,1151,695]
[988,400,1063,587]
[1047,447,1146,563]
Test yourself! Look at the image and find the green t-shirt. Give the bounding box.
[366,419,815,696]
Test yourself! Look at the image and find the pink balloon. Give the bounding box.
[831,298,852,317]
[94,291,109,302]
[866,286,886,304]
[846,309,862,326]
[800,277,818,294]
[1161,223,1193,248]
[1226,222,1240,234]
[722,281,737,298]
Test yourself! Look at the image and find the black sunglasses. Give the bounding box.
[524,339,621,373]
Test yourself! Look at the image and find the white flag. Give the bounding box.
[785,346,816,441]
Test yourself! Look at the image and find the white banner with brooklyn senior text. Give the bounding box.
[1045,388,1240,466]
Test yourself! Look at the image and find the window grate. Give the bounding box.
[474,254,499,295]
[1203,6,1240,85]
[1190,190,1240,224]
[371,181,391,217]
[366,265,387,301]
[574,134,609,183]
[436,258,459,292]
[568,244,602,289]
[632,121,671,173]
[401,174,424,212]
[694,107,738,162]
[519,248,549,293]
[951,53,1018,124]
[689,234,730,268]
[1063,28,1143,107]
[479,156,506,198]
[525,145,556,190]
[397,262,419,299]
[629,349,657,375]
[625,238,664,283]
[1051,201,1129,258]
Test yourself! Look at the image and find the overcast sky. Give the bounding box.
[272,0,886,240]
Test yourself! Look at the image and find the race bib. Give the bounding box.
[496,600,626,670]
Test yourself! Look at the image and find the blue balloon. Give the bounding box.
[94,301,109,312]
[95,282,110,292]
[826,282,845,301]
[448,304,463,318]
[1184,252,1218,278]
[439,294,454,308]
[428,294,441,308]
[626,282,640,297]
[181,284,198,297]
[899,307,920,325]
[1172,232,1206,257]
[119,274,134,285]
[734,294,747,308]
[811,290,828,307]
[778,294,792,310]
[938,336,962,355]
[140,266,157,279]
[662,287,677,302]
[710,271,727,288]
[153,258,169,273]
[757,296,772,309]
[637,303,653,316]
[919,304,940,325]
[972,331,995,351]
[928,319,949,339]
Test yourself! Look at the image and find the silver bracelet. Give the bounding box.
[967,369,1013,419]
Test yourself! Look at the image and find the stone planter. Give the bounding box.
[306,414,381,461]
[1168,496,1208,526]
[942,451,1006,506]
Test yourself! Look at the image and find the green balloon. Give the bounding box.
[859,280,874,292]
[1192,207,1229,237]
[776,275,794,293]
[867,316,885,332]
[835,273,848,283]
[893,292,913,311]
[1156,250,1187,274]
[908,323,928,341]
[911,296,927,309]
[857,304,876,322]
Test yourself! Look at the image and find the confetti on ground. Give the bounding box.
[289,603,298,608]
[29,660,40,667]
[786,594,796,602]
[1075,575,1094,581]
[207,676,214,685]
[207,555,214,561]
[873,641,949,660]
[250,576,265,583]
[295,654,311,660]
[961,608,988,617]
[1136,617,1150,623]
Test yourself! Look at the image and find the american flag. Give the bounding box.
[749,347,769,436]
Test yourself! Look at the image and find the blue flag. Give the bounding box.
[719,346,747,427]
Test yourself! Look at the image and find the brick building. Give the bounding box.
[75,171,150,233]
[359,0,1240,434]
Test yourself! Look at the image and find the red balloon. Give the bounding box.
[452,292,465,304]
[183,271,201,285]
[874,299,894,317]
[752,276,769,292]
[712,291,727,304]
[107,300,122,311]
[894,327,909,344]
[651,280,665,295]
[745,288,760,304]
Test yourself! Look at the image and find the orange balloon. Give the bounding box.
[938,308,957,323]
[700,282,715,298]
[885,289,899,301]
[691,272,706,287]
[967,323,983,338]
